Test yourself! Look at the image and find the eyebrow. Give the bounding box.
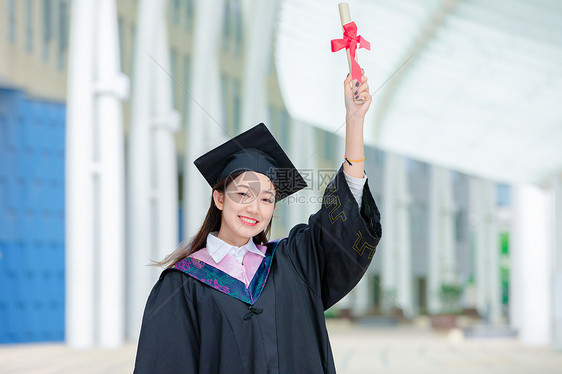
[237,184,275,194]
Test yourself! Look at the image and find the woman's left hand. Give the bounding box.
[344,70,372,121]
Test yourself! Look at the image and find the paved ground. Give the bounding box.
[1,320,561,373]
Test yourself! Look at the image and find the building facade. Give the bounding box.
[0,0,513,347]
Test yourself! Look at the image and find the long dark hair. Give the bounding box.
[155,171,276,268]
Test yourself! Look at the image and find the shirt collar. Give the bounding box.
[206,231,265,264]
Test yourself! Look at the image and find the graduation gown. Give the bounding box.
[134,165,382,373]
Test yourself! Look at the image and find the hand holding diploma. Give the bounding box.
[344,70,371,122]
[331,2,371,104]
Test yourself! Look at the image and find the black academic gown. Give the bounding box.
[134,165,382,374]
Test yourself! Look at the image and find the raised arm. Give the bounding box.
[278,73,381,310]
[343,71,371,178]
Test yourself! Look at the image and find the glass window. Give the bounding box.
[455,210,465,242]
[232,0,242,56]
[410,203,428,243]
[170,48,178,109]
[496,184,511,207]
[118,17,125,71]
[25,0,33,52]
[8,0,16,42]
[278,109,289,148]
[267,47,275,75]
[130,24,136,77]
[170,0,180,25]
[232,80,240,134]
[184,0,193,31]
[182,56,191,114]
[267,106,276,133]
[220,74,229,130]
[42,0,52,61]
[406,157,415,172]
[376,149,386,165]
[221,0,230,51]
[57,0,68,70]
[322,130,331,160]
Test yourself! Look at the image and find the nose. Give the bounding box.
[246,195,259,215]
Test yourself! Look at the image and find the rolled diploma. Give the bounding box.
[338,2,364,103]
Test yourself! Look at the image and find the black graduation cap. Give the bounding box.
[194,123,308,201]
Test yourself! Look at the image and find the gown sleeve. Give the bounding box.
[134,270,200,374]
[281,164,382,310]
[344,169,367,209]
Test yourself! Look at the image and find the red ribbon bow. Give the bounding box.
[331,22,370,83]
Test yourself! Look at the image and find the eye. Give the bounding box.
[262,198,274,204]
[238,192,248,197]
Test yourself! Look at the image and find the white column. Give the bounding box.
[240,0,276,129]
[470,178,485,317]
[351,274,371,316]
[472,179,489,320]
[554,174,562,351]
[509,189,523,334]
[428,166,456,314]
[184,0,226,239]
[378,155,414,317]
[484,182,501,324]
[441,170,456,286]
[151,3,180,263]
[94,0,129,348]
[380,153,397,313]
[128,0,179,340]
[127,0,157,341]
[67,0,128,348]
[395,157,413,317]
[511,184,554,346]
[471,179,502,324]
[66,0,96,349]
[427,166,441,313]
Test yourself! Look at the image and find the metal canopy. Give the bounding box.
[275,0,562,184]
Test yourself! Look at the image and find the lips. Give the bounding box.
[239,215,259,226]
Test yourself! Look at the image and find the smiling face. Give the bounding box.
[213,171,277,247]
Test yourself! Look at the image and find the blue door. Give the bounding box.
[0,89,66,343]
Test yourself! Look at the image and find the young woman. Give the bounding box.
[134,73,382,373]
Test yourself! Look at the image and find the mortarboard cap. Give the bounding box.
[194,123,308,201]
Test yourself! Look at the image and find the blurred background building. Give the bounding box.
[0,0,560,353]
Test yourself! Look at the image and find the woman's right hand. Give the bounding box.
[344,70,372,122]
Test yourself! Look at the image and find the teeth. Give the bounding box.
[240,216,257,224]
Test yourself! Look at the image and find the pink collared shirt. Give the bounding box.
[189,231,267,287]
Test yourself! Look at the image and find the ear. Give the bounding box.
[213,190,224,210]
